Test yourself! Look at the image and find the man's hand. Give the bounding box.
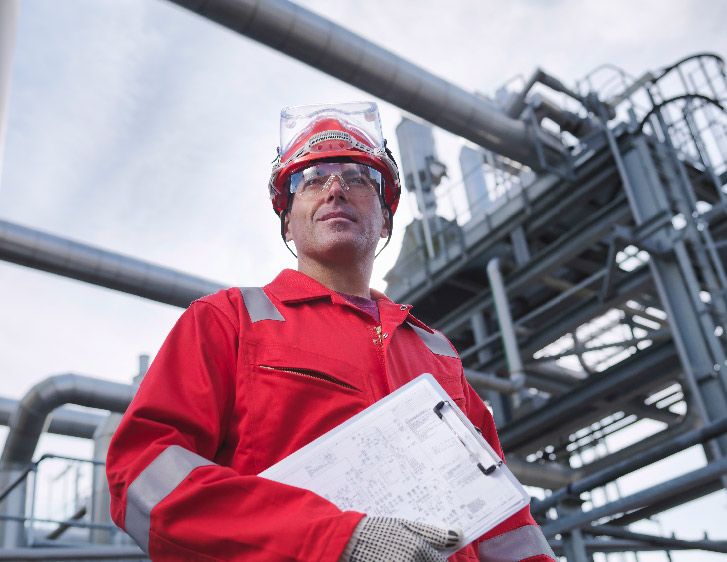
[340,516,463,562]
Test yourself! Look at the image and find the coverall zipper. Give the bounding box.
[372,325,390,395]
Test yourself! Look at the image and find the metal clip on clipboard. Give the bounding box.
[433,400,503,476]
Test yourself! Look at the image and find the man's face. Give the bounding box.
[283,162,390,265]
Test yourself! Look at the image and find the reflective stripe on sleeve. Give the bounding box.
[407,322,458,358]
[479,525,556,562]
[239,287,285,323]
[124,445,215,554]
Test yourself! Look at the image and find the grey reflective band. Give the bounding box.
[239,287,285,323]
[125,445,215,554]
[479,525,556,562]
[408,323,457,358]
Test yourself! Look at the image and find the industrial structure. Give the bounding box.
[1,0,727,560]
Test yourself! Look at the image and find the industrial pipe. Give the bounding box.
[486,258,526,390]
[463,368,523,394]
[504,67,584,119]
[167,0,568,171]
[0,219,226,308]
[0,374,135,548]
[0,374,134,468]
[0,397,103,439]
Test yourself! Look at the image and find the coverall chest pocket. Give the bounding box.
[251,344,364,392]
[244,343,369,470]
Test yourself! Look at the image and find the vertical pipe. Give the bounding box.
[486,258,526,397]
[470,312,507,426]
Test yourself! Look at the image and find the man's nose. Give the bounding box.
[326,175,348,200]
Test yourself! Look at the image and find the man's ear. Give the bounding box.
[380,207,391,238]
[283,211,293,242]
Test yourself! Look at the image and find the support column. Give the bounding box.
[558,497,592,562]
[620,136,727,457]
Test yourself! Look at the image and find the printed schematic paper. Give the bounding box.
[260,373,530,551]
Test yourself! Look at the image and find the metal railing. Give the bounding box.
[0,454,126,548]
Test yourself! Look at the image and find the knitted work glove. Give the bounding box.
[340,516,463,562]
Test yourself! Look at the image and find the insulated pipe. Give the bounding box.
[486,258,526,390]
[505,67,583,119]
[0,219,226,308]
[0,374,136,548]
[166,0,568,171]
[0,374,134,469]
[463,368,523,394]
[0,397,104,439]
[506,457,575,490]
[530,93,598,138]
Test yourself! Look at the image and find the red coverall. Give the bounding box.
[106,269,555,562]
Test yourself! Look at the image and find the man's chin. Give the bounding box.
[311,238,373,263]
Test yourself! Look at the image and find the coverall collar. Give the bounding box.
[267,269,434,333]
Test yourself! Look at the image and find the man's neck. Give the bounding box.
[297,257,373,298]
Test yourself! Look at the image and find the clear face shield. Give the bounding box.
[279,101,386,161]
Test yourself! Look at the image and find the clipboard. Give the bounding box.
[260,373,530,553]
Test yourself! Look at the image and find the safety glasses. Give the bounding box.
[289,162,382,199]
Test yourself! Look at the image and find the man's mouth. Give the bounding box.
[318,210,356,222]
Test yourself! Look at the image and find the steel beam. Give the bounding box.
[607,479,723,527]
[531,415,727,514]
[498,341,677,452]
[586,524,727,554]
[541,457,727,538]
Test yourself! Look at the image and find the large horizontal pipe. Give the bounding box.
[0,396,103,440]
[0,219,226,308]
[167,0,568,170]
[531,415,727,514]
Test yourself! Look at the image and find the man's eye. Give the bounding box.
[347,175,368,185]
[303,177,325,188]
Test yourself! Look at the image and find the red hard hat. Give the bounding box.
[269,102,401,216]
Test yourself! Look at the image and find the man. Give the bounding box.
[106,102,556,562]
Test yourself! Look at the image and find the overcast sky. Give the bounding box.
[1,0,726,558]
